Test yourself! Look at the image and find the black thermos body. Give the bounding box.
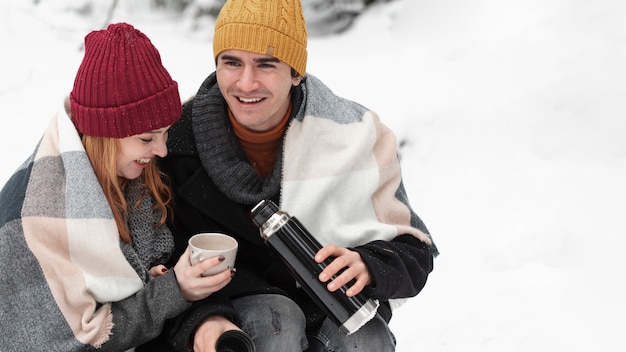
[250,199,380,335]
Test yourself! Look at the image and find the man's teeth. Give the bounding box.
[137,158,150,164]
[239,97,262,103]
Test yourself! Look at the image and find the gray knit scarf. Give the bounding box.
[190,73,303,205]
[121,178,174,282]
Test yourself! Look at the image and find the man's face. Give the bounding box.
[216,49,301,132]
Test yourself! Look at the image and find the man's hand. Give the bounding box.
[193,315,242,352]
[315,244,372,297]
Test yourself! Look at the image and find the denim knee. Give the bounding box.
[232,294,308,351]
[308,315,396,352]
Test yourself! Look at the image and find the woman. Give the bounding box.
[0,23,235,351]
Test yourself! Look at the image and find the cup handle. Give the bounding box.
[189,249,203,265]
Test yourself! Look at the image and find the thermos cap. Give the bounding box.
[251,199,279,227]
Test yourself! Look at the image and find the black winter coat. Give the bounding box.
[140,73,435,351]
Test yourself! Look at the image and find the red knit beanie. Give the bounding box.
[70,23,181,138]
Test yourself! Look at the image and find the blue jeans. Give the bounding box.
[232,294,396,352]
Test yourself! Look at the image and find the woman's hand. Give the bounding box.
[192,315,242,352]
[315,244,372,297]
[149,265,168,279]
[173,247,234,301]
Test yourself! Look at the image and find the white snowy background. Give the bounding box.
[1,0,625,351]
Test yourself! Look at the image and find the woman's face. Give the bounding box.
[116,126,170,180]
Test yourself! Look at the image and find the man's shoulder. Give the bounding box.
[167,99,197,156]
[301,74,369,124]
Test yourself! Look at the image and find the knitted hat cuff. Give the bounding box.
[70,82,181,138]
[213,22,307,77]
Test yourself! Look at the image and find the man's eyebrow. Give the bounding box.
[218,55,280,64]
[255,57,280,64]
[219,54,241,62]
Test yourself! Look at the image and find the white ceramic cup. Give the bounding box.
[188,232,238,276]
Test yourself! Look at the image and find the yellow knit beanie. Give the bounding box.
[213,0,308,77]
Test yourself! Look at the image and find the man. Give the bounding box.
[155,0,438,350]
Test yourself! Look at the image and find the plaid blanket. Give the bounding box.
[0,108,144,350]
[281,74,432,248]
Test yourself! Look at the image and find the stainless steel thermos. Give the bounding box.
[250,199,380,335]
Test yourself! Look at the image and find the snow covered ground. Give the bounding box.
[1,0,625,350]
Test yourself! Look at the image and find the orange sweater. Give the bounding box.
[228,106,292,177]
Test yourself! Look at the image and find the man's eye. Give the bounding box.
[141,138,153,143]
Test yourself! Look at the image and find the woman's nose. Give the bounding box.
[153,139,168,158]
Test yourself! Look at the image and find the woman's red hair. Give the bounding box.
[82,135,171,243]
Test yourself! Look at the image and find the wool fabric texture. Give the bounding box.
[70,22,181,138]
[0,106,188,350]
[213,0,308,76]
